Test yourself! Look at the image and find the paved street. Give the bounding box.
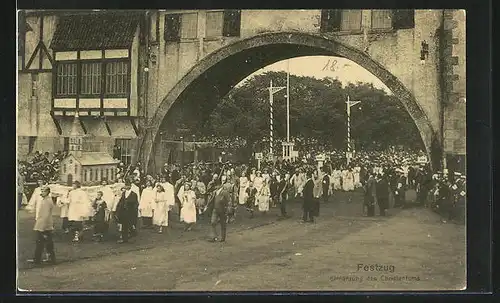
[17,191,465,292]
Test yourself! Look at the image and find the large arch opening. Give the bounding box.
[140,32,440,172]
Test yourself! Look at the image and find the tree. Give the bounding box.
[196,71,423,151]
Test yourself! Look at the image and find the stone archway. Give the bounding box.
[139,32,441,171]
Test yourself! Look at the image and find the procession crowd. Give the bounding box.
[22,146,466,266]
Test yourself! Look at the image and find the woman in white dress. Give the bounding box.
[258,179,271,213]
[332,169,342,191]
[153,184,175,233]
[178,182,197,231]
[238,169,250,206]
[139,180,155,229]
[353,166,362,188]
[346,169,356,191]
[253,171,264,207]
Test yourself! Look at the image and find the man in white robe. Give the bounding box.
[67,181,91,242]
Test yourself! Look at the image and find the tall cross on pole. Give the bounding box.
[346,95,361,165]
[269,80,285,159]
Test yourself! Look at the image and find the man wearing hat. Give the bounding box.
[115,180,139,243]
[208,175,231,242]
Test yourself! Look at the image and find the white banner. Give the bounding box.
[48,182,125,201]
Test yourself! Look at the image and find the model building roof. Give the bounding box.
[65,152,119,166]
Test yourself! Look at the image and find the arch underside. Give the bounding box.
[140,32,441,171]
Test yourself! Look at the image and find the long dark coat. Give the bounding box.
[115,191,139,225]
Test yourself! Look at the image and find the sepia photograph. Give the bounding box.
[16,9,467,292]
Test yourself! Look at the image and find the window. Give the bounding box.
[181,13,198,39]
[164,14,181,42]
[320,9,342,32]
[28,136,36,154]
[340,10,362,31]
[206,11,223,37]
[90,168,94,181]
[81,62,102,95]
[63,137,70,151]
[56,63,77,96]
[371,10,392,29]
[392,10,415,29]
[116,138,132,166]
[75,164,78,175]
[105,61,129,95]
[84,169,87,182]
[223,10,241,37]
[102,168,106,180]
[63,164,67,173]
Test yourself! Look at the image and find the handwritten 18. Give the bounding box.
[322,59,338,72]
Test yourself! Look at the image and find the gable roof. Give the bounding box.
[65,152,119,166]
[50,12,141,51]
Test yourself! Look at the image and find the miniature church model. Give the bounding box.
[59,113,120,185]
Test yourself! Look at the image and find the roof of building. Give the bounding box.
[65,152,119,166]
[50,12,141,51]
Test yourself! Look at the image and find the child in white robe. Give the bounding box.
[139,180,155,228]
[258,179,271,213]
[153,184,175,233]
[178,183,197,231]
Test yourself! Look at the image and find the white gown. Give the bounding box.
[353,167,361,188]
[253,176,264,206]
[67,188,92,222]
[342,170,354,191]
[238,176,249,205]
[153,189,175,227]
[332,170,342,190]
[258,185,270,212]
[178,189,197,224]
[139,187,155,218]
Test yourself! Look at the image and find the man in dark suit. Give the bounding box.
[277,173,289,218]
[376,174,390,216]
[115,180,139,243]
[208,175,231,242]
[301,171,315,223]
[364,173,377,217]
[322,168,330,203]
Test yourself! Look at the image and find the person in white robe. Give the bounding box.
[253,171,264,207]
[153,183,175,233]
[56,193,70,233]
[178,182,197,231]
[238,172,250,206]
[341,169,351,191]
[296,170,307,197]
[353,166,362,188]
[139,180,155,229]
[258,179,271,213]
[332,169,342,191]
[66,181,92,242]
